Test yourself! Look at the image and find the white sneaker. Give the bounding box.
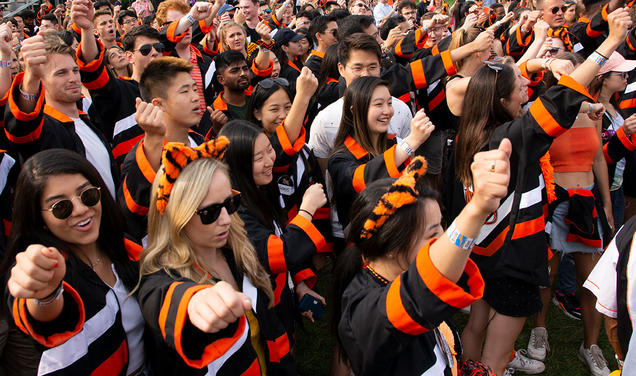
[577,343,610,376]
[503,368,516,376]
[527,327,549,361]
[507,349,546,374]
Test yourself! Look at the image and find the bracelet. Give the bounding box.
[398,138,415,157]
[595,50,608,59]
[446,220,476,251]
[35,282,64,306]
[19,85,38,102]
[587,102,594,114]
[256,38,274,50]
[299,209,313,217]
[542,57,554,71]
[185,14,196,25]
[588,51,608,67]
[0,60,10,68]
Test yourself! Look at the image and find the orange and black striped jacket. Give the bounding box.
[137,249,297,375]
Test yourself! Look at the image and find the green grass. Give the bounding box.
[295,264,617,376]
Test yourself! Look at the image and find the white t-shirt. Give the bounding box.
[111,265,145,375]
[308,96,413,159]
[373,2,394,25]
[72,117,116,196]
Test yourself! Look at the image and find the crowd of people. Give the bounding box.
[0,0,634,374]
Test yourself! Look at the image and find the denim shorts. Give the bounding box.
[549,183,603,254]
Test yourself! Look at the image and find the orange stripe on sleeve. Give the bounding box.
[352,164,366,193]
[252,59,274,77]
[267,236,288,273]
[136,140,157,183]
[122,177,149,216]
[511,216,545,239]
[275,122,306,156]
[158,282,182,339]
[528,98,567,138]
[83,69,110,90]
[383,145,401,178]
[76,40,105,73]
[385,276,429,335]
[409,60,427,89]
[290,214,327,252]
[267,333,291,363]
[293,268,317,289]
[440,50,457,76]
[617,126,636,151]
[557,75,594,100]
[166,21,185,43]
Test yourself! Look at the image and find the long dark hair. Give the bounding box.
[220,120,286,232]
[455,64,516,186]
[0,149,138,290]
[331,178,438,359]
[332,76,391,158]
[246,81,293,131]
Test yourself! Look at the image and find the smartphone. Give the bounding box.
[298,294,326,320]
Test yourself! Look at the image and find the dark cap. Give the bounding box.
[274,28,305,46]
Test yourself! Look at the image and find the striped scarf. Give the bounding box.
[189,45,207,116]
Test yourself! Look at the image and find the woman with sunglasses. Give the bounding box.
[457,10,630,375]
[137,139,298,375]
[4,149,144,375]
[328,76,435,229]
[220,120,330,330]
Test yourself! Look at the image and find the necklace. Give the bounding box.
[365,264,389,285]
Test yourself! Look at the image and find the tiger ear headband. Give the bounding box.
[156,136,230,214]
[360,156,428,240]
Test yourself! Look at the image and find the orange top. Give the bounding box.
[549,126,599,173]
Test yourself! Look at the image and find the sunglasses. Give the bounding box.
[257,77,289,89]
[43,187,101,220]
[261,7,271,13]
[328,28,338,37]
[135,42,164,56]
[606,71,629,79]
[550,5,568,14]
[195,192,242,224]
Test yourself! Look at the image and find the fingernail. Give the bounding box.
[54,262,58,268]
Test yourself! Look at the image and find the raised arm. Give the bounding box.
[282,67,317,144]
[72,0,97,62]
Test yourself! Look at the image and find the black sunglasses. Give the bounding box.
[257,77,289,89]
[135,42,164,56]
[550,5,567,14]
[43,187,101,220]
[195,193,242,224]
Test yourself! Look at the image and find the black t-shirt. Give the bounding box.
[245,25,261,44]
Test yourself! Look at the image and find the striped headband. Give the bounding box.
[360,156,428,239]
[156,137,229,214]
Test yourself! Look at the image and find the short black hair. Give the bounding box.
[122,25,160,52]
[214,50,247,74]
[396,0,416,13]
[329,8,351,20]
[20,10,35,19]
[117,9,137,25]
[379,15,405,40]
[8,18,17,28]
[491,3,504,10]
[309,14,336,45]
[94,0,114,12]
[337,15,374,40]
[297,9,319,22]
[57,30,75,47]
[140,56,192,101]
[337,32,381,65]
[41,13,58,24]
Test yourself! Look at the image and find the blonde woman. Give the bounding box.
[216,21,275,70]
[136,140,296,375]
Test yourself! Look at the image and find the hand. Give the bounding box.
[470,29,494,52]
[299,183,327,215]
[384,26,403,49]
[187,281,252,333]
[295,284,326,323]
[499,11,514,24]
[585,102,605,121]
[0,23,13,57]
[189,1,212,21]
[623,114,636,137]
[208,107,228,129]
[71,0,94,30]
[135,98,166,139]
[233,8,246,24]
[607,7,632,46]
[547,58,574,79]
[604,205,615,235]
[517,10,530,26]
[533,19,549,38]
[255,20,272,42]
[219,12,232,27]
[407,109,435,147]
[469,138,512,215]
[537,37,553,58]
[461,13,478,30]
[295,67,318,100]
[54,7,65,17]
[7,245,66,300]
[431,14,449,28]
[21,36,48,81]
[477,11,487,26]
[524,10,541,29]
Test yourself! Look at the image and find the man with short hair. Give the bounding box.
[39,13,62,32]
[211,50,251,124]
[397,0,418,29]
[4,33,117,196]
[348,0,372,16]
[117,9,138,36]
[93,9,119,49]
[373,0,394,26]
[324,1,343,14]
[295,10,315,29]
[305,15,338,77]
[237,0,262,42]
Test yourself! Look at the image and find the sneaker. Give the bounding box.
[578,344,611,376]
[553,291,582,320]
[507,349,545,374]
[527,327,550,361]
[503,368,516,376]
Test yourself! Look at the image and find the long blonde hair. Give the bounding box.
[140,158,274,306]
[218,22,248,53]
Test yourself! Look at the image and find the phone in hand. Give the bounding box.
[298,294,326,320]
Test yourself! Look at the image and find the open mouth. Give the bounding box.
[74,217,92,230]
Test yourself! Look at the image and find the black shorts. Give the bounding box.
[482,276,542,317]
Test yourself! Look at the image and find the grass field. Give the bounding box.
[295,264,617,376]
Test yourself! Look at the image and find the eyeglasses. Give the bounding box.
[354,2,369,9]
[195,192,242,224]
[606,71,629,79]
[345,63,380,75]
[134,42,164,56]
[257,77,289,89]
[549,5,567,14]
[43,187,101,220]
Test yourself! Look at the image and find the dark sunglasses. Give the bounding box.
[261,7,271,13]
[195,192,242,224]
[135,42,164,56]
[550,5,567,14]
[43,187,101,220]
[328,28,338,37]
[257,77,289,89]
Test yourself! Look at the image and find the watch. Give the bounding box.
[398,138,415,157]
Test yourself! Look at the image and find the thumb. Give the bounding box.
[135,97,142,108]
[497,138,512,159]
[238,292,252,310]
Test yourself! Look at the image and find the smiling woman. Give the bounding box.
[3,149,144,375]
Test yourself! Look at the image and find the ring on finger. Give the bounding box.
[490,160,496,172]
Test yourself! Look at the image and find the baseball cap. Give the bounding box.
[274,28,305,47]
[217,4,236,17]
[597,52,636,76]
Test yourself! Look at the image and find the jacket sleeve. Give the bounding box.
[392,28,428,62]
[8,281,85,349]
[504,27,533,59]
[117,140,156,244]
[491,75,594,162]
[338,239,483,373]
[603,126,636,164]
[137,270,247,369]
[269,121,307,173]
[238,208,328,276]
